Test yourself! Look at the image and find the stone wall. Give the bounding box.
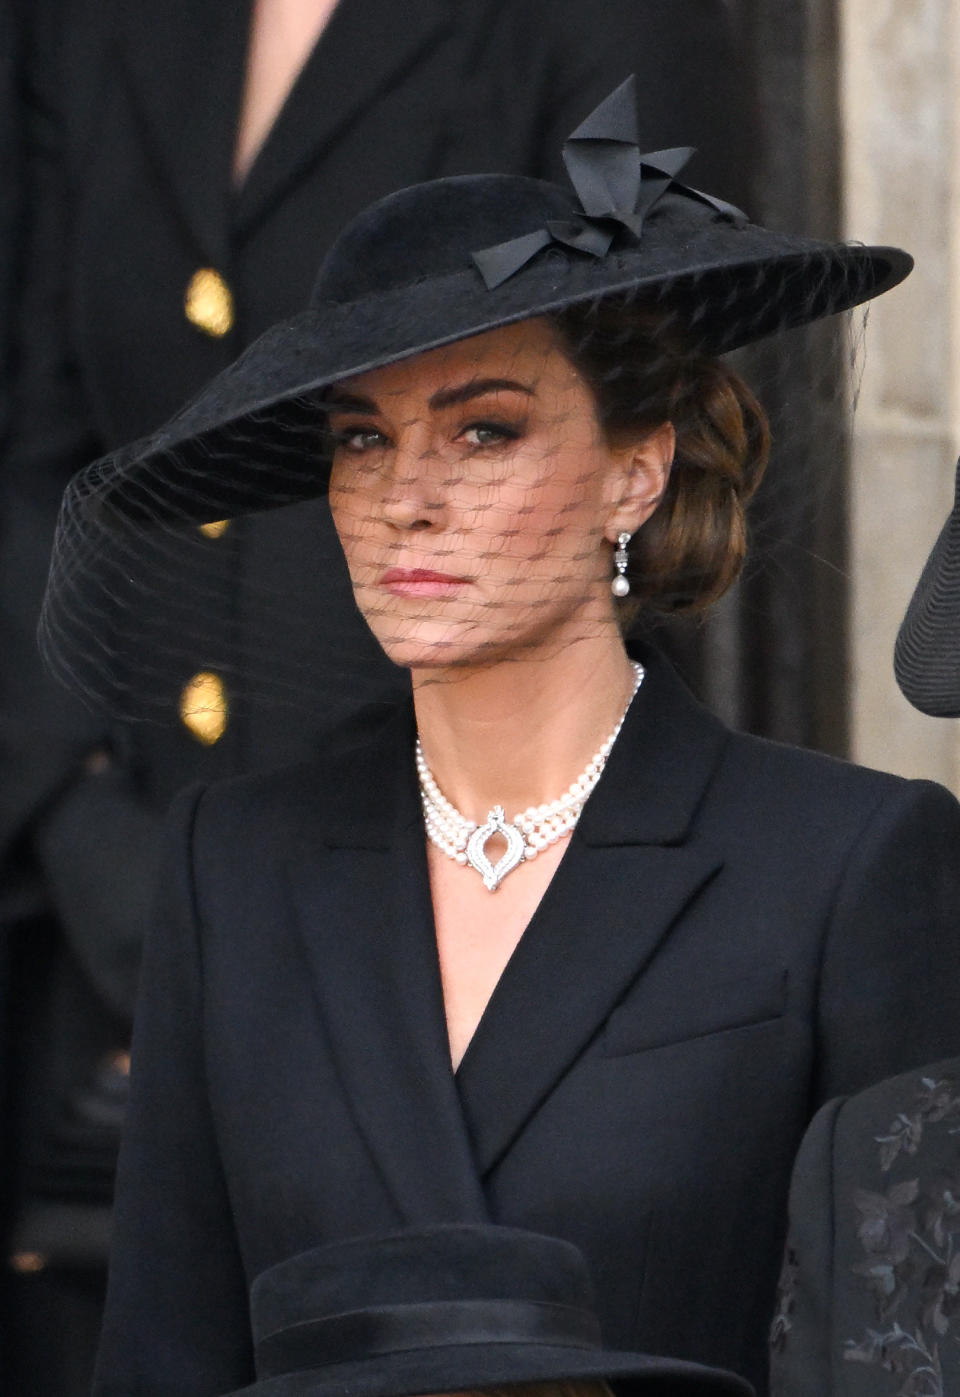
[844,0,960,780]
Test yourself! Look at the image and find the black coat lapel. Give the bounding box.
[121,0,251,263]
[455,649,730,1176]
[285,705,488,1225]
[232,0,449,235]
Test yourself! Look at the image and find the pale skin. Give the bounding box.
[234,0,340,184]
[327,319,673,1068]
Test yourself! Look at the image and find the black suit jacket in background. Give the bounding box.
[0,0,24,443]
[94,649,960,1397]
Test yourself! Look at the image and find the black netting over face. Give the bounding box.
[39,252,884,727]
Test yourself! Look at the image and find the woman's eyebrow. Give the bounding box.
[428,378,535,410]
[325,391,377,414]
[325,377,535,416]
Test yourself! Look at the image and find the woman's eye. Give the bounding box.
[461,422,520,448]
[331,426,389,453]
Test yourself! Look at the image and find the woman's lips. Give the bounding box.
[378,567,469,597]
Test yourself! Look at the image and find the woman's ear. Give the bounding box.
[605,422,675,540]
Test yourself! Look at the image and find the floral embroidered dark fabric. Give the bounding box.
[772,1065,960,1397]
[844,1074,960,1396]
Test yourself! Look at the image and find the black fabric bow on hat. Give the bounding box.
[472,75,746,291]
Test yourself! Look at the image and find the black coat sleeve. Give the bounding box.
[814,778,960,1104]
[92,785,254,1396]
[768,1095,841,1397]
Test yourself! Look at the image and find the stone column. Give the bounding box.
[844,0,960,781]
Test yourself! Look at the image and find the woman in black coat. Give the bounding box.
[44,83,960,1397]
[0,7,748,1388]
[0,0,748,1224]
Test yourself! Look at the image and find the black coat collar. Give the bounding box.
[283,647,729,1215]
[577,644,729,846]
[232,0,450,238]
[120,0,249,266]
[284,714,488,1226]
[120,0,450,261]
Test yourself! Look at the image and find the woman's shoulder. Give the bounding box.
[707,726,960,882]
[636,643,958,831]
[723,721,938,796]
[720,722,956,823]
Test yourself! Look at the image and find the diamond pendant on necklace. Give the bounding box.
[417,662,644,891]
[465,808,526,891]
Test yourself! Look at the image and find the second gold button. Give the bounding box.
[179,671,228,745]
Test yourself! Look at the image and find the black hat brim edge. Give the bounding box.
[224,1343,753,1397]
[81,232,912,528]
[894,456,960,716]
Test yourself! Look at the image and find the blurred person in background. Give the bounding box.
[0,0,24,445]
[0,2,749,1392]
[0,0,27,1380]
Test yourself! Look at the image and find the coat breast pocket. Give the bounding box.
[601,966,789,1057]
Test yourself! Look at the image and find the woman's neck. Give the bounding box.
[411,636,639,822]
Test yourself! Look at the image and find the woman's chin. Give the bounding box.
[370,630,493,674]
[356,589,618,675]
[363,616,518,675]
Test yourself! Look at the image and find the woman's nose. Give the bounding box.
[380,438,447,530]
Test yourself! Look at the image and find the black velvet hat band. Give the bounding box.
[256,1299,602,1378]
[227,1224,753,1397]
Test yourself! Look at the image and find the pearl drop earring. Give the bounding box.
[611,532,631,597]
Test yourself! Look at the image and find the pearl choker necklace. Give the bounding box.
[416,661,645,891]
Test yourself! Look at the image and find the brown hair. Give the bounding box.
[551,299,771,616]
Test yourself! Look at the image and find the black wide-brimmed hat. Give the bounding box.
[40,76,912,721]
[227,1224,752,1397]
[64,75,910,529]
[894,456,960,715]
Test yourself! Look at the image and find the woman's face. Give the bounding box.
[326,318,671,674]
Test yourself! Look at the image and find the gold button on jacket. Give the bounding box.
[179,671,229,745]
[184,268,234,338]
